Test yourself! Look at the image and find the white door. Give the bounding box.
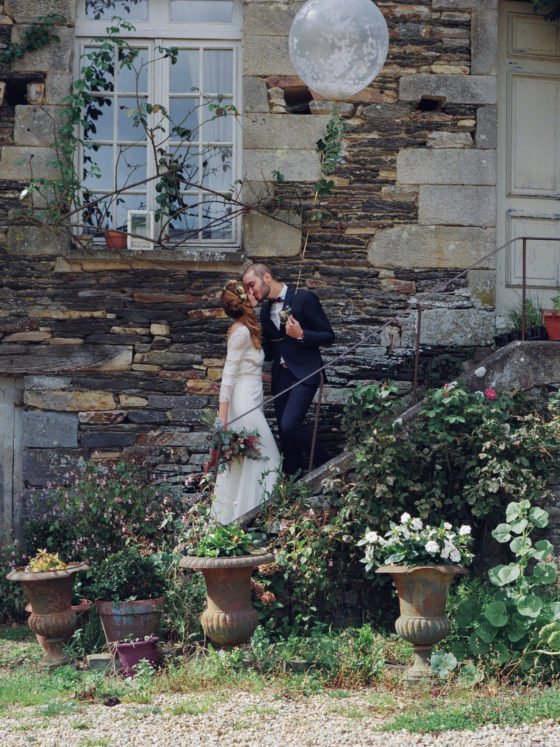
[497,1,560,317]
[0,377,23,539]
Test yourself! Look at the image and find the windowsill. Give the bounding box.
[56,244,246,271]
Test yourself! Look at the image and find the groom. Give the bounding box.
[242,262,335,476]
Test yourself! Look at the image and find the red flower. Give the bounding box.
[484,388,497,400]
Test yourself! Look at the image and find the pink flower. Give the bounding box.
[484,388,496,400]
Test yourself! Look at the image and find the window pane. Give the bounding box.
[169,98,199,140]
[117,193,148,232]
[118,96,147,141]
[202,197,232,240]
[170,50,199,94]
[202,146,232,192]
[203,97,233,142]
[171,0,233,23]
[169,146,199,188]
[203,50,233,94]
[116,145,147,188]
[81,193,113,233]
[83,46,114,92]
[85,0,148,21]
[84,97,114,141]
[118,48,148,93]
[83,145,114,190]
[167,196,201,241]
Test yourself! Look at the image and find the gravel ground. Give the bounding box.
[0,691,559,747]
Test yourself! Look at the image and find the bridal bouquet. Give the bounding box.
[201,410,267,474]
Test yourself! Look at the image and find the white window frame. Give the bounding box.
[74,0,242,251]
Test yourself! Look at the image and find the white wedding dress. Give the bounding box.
[211,325,281,525]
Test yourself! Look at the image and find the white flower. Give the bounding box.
[365,531,380,543]
[411,518,423,531]
[401,527,411,540]
[474,366,486,378]
[400,512,411,524]
[449,549,461,563]
[425,540,439,554]
[443,522,452,530]
[440,543,451,560]
[392,418,403,428]
[459,525,471,536]
[19,188,29,199]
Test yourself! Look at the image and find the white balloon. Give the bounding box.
[288,0,389,100]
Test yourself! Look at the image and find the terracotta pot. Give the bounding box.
[7,563,90,668]
[95,597,165,643]
[104,230,127,250]
[376,564,468,678]
[180,552,274,646]
[543,312,560,341]
[25,598,93,652]
[116,636,159,677]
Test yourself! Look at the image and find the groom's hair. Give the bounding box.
[244,262,275,280]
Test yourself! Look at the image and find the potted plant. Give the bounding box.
[6,549,89,667]
[115,635,159,677]
[358,513,473,678]
[180,521,274,647]
[497,296,547,347]
[94,546,167,644]
[543,292,560,341]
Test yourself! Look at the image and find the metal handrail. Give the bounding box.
[224,235,560,469]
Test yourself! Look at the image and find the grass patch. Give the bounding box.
[382,687,560,733]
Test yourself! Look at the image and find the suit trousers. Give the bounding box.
[273,366,330,476]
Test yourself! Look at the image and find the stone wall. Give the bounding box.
[0,0,506,517]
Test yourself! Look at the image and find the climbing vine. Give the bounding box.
[0,13,66,69]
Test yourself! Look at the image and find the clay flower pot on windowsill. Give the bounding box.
[180,552,274,646]
[543,312,560,341]
[7,562,90,668]
[104,230,127,250]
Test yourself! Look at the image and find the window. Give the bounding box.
[75,0,242,249]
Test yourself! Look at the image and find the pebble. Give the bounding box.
[0,691,559,746]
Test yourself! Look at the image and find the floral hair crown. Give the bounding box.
[224,280,248,301]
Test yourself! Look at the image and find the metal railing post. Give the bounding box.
[412,305,422,406]
[522,237,527,341]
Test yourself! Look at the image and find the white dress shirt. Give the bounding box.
[270,284,288,330]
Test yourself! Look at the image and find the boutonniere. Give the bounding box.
[279,305,292,326]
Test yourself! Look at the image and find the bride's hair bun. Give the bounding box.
[220,281,262,350]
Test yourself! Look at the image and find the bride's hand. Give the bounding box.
[262,373,272,384]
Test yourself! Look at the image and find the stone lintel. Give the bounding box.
[399,74,497,105]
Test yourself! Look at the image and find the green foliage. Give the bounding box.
[507,296,543,332]
[92,546,166,602]
[551,292,560,313]
[450,499,560,679]
[0,535,27,623]
[0,14,65,68]
[193,522,259,558]
[532,0,560,21]
[316,111,345,176]
[24,459,184,567]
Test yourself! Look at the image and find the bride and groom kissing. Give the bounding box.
[211,262,335,525]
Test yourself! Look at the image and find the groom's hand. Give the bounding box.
[286,315,303,339]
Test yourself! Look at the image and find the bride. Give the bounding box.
[211,280,281,525]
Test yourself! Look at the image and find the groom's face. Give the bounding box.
[243,270,271,302]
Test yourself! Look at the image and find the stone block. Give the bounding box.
[81,431,136,448]
[401,308,495,347]
[23,448,89,486]
[243,76,269,113]
[244,113,329,150]
[1,146,54,181]
[150,323,170,336]
[308,100,354,117]
[14,105,64,147]
[24,376,71,390]
[243,210,302,258]
[4,331,51,342]
[399,74,497,105]
[381,185,418,202]
[472,10,498,75]
[418,186,496,227]
[86,653,115,672]
[127,410,168,424]
[119,394,147,407]
[368,225,496,270]
[243,2,300,36]
[10,25,74,72]
[134,350,199,366]
[476,105,497,149]
[397,149,496,186]
[468,269,496,308]
[8,224,71,255]
[427,131,473,148]
[24,390,117,411]
[4,0,76,21]
[23,411,78,448]
[243,36,296,77]
[433,0,497,8]
[244,149,320,182]
[45,72,72,105]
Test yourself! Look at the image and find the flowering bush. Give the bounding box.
[358,513,474,571]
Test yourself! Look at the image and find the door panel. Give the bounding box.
[0,377,23,539]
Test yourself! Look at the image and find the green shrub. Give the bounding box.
[91,546,167,603]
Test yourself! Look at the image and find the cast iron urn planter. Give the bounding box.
[180,552,274,646]
[7,562,90,667]
[376,564,468,678]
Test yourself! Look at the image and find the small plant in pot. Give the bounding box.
[543,292,560,341]
[94,546,167,644]
[6,549,89,667]
[359,513,473,679]
[179,509,274,647]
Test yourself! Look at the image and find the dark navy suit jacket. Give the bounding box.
[260,285,335,387]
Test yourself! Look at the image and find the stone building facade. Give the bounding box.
[0,0,557,534]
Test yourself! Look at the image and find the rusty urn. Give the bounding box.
[377,565,468,678]
[7,563,90,667]
[180,552,274,646]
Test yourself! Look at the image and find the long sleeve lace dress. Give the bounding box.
[211,325,281,524]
